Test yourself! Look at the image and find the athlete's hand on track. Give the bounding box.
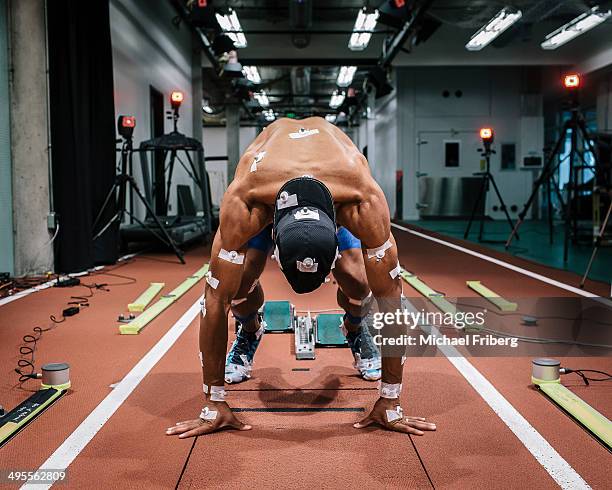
[165,400,252,438]
[354,397,436,435]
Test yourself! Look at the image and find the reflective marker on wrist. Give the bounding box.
[380,382,402,399]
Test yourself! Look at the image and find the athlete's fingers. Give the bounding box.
[404,419,436,431]
[353,415,376,429]
[166,421,201,435]
[404,416,427,422]
[390,421,425,436]
[179,424,215,439]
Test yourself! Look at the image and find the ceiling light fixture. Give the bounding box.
[541,6,611,50]
[329,90,346,109]
[348,8,379,51]
[337,66,357,87]
[254,91,270,108]
[242,65,261,84]
[465,7,522,51]
[216,8,247,48]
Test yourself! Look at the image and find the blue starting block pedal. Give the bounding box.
[263,301,294,332]
[315,314,347,347]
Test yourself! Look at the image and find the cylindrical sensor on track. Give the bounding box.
[531,358,560,385]
[41,363,71,390]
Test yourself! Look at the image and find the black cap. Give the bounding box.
[273,177,338,294]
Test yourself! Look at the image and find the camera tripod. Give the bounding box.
[506,105,598,263]
[580,189,611,288]
[92,135,185,264]
[464,142,516,242]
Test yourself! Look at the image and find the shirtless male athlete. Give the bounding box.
[166,117,436,438]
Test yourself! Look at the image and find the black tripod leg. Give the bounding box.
[546,177,553,244]
[464,175,487,239]
[128,178,185,264]
[580,199,611,288]
[489,174,517,239]
[93,182,118,232]
[478,175,487,242]
[506,123,569,249]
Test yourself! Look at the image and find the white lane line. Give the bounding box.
[0,279,58,307]
[391,222,604,299]
[21,296,203,490]
[401,296,590,488]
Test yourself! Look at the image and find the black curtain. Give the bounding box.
[48,0,118,273]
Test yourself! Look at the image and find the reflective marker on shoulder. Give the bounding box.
[219,248,245,265]
[289,128,319,139]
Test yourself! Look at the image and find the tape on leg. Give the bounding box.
[231,297,247,306]
[348,291,372,306]
[199,406,218,421]
[199,352,204,367]
[248,280,259,293]
[200,298,206,317]
[203,383,209,394]
[389,262,401,279]
[385,405,403,424]
[380,382,402,399]
[206,272,220,289]
[366,240,392,261]
[210,385,227,402]
[219,249,245,265]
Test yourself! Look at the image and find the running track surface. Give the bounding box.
[0,225,609,489]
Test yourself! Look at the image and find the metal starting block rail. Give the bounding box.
[259,301,347,360]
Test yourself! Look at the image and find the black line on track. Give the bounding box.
[409,435,436,489]
[175,436,198,490]
[232,407,365,412]
[292,368,310,371]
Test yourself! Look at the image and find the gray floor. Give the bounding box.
[401,219,612,287]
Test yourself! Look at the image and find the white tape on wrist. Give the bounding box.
[203,383,209,394]
[380,382,402,399]
[219,249,245,265]
[206,272,219,289]
[200,298,206,317]
[248,279,259,293]
[210,385,227,402]
[289,128,319,139]
[366,240,392,261]
[385,405,404,423]
[348,291,372,306]
[199,352,204,367]
[200,407,218,421]
[231,297,247,306]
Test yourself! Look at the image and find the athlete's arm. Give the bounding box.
[166,183,269,438]
[338,179,436,436]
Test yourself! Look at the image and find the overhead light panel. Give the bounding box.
[337,66,357,87]
[242,65,261,84]
[541,6,611,50]
[465,7,522,51]
[254,91,270,108]
[329,90,346,109]
[216,8,247,48]
[263,109,275,122]
[348,8,379,51]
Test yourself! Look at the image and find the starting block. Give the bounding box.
[295,313,315,359]
[263,301,294,332]
[315,313,347,346]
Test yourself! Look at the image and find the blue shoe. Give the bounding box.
[345,323,381,381]
[225,319,265,384]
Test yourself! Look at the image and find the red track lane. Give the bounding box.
[0,226,609,489]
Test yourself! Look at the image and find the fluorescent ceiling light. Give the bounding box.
[337,66,357,87]
[216,8,247,48]
[242,66,261,84]
[263,109,275,122]
[329,90,346,109]
[348,8,379,51]
[325,114,337,123]
[541,6,611,50]
[465,7,522,51]
[254,91,269,108]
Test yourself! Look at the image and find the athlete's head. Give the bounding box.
[273,176,338,294]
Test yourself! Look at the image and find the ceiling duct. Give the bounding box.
[290,0,312,48]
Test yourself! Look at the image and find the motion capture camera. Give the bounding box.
[117,115,136,140]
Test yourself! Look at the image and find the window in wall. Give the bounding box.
[501,143,516,170]
[444,140,460,167]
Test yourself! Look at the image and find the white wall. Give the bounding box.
[397,66,544,221]
[203,126,258,205]
[373,95,397,217]
[110,0,196,217]
[596,69,612,133]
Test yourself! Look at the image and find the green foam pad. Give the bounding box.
[316,314,347,346]
[263,301,293,332]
